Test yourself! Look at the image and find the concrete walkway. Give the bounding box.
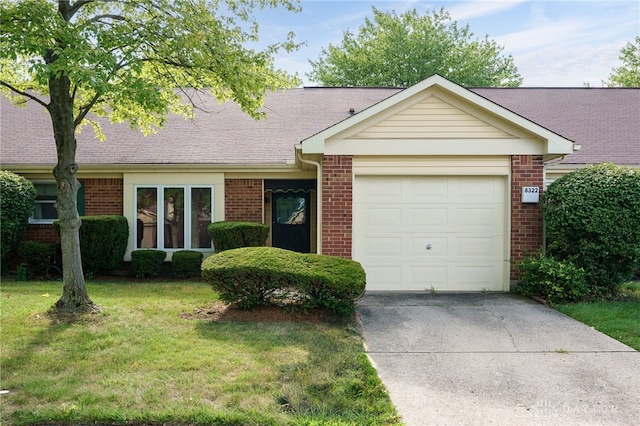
[357,293,640,426]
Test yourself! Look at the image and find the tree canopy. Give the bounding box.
[0,0,301,311]
[605,36,640,87]
[307,7,522,88]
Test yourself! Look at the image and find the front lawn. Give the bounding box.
[554,282,640,350]
[0,280,400,426]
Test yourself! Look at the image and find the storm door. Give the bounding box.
[272,192,310,253]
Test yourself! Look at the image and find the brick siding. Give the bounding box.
[24,178,124,243]
[510,155,545,280]
[82,178,123,215]
[224,178,263,222]
[321,155,353,258]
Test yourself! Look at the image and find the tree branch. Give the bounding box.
[0,80,49,110]
[88,14,126,23]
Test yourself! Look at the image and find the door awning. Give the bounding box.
[264,179,317,193]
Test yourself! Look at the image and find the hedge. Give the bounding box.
[17,240,61,280]
[172,250,203,278]
[201,247,366,315]
[1,171,36,272]
[207,221,269,252]
[542,163,640,297]
[54,215,128,275]
[131,250,167,278]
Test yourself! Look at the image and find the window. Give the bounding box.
[31,182,58,223]
[29,181,85,224]
[135,185,213,251]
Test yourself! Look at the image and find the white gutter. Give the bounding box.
[296,150,322,254]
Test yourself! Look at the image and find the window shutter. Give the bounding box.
[77,181,85,216]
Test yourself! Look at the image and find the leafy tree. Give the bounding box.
[605,36,640,87]
[0,0,300,312]
[308,7,522,87]
[0,170,37,273]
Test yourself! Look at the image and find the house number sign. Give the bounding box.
[521,186,540,203]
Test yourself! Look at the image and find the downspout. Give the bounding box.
[296,151,322,254]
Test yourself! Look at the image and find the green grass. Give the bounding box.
[554,282,640,350]
[0,280,401,426]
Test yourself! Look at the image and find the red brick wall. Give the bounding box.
[24,178,124,243]
[82,178,123,215]
[224,179,263,222]
[510,155,545,280]
[321,155,353,258]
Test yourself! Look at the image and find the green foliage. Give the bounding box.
[131,250,167,278]
[54,215,128,274]
[605,36,640,87]
[516,254,588,304]
[543,164,640,298]
[0,171,37,271]
[308,7,522,87]
[207,221,269,252]
[201,247,366,315]
[172,250,203,278]
[17,240,61,280]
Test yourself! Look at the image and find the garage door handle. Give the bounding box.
[426,244,432,250]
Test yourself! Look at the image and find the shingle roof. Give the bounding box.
[1,86,638,167]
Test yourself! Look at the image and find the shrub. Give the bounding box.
[202,247,366,315]
[17,240,61,280]
[131,250,167,278]
[172,250,203,278]
[207,221,269,252]
[54,215,128,274]
[516,254,589,304]
[0,171,36,272]
[543,164,640,298]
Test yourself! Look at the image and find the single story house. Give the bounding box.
[2,75,639,291]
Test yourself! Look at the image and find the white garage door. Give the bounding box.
[353,176,507,291]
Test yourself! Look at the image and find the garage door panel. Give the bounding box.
[410,266,447,290]
[454,236,502,258]
[408,207,449,229]
[362,236,402,257]
[452,265,503,291]
[366,266,404,290]
[354,175,506,291]
[410,236,447,257]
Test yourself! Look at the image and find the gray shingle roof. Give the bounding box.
[1,86,638,167]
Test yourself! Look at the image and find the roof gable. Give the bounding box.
[301,75,575,156]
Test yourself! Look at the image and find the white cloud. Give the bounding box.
[447,0,529,21]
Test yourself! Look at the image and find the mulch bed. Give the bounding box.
[179,301,348,324]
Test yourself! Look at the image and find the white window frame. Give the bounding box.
[134,184,214,252]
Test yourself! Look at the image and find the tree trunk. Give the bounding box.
[48,73,97,313]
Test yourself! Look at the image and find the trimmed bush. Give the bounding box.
[54,215,128,274]
[516,254,588,304]
[131,250,167,278]
[543,163,640,298]
[17,240,61,280]
[172,250,203,278]
[202,247,366,315]
[0,171,36,272]
[207,221,269,252]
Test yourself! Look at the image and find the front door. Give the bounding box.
[272,192,310,253]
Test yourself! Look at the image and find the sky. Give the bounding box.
[252,0,640,87]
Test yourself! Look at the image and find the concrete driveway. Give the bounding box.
[357,293,639,426]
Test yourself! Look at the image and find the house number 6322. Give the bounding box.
[524,187,539,193]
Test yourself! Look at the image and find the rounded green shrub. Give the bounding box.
[131,250,167,278]
[201,247,366,315]
[542,164,640,298]
[54,215,128,274]
[0,171,36,272]
[207,221,269,252]
[516,254,588,304]
[17,240,61,280]
[172,250,204,278]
